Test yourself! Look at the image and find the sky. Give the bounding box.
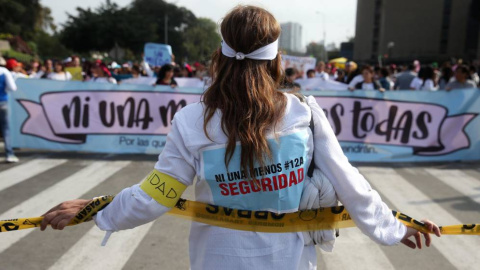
[41,0,357,50]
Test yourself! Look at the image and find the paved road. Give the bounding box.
[0,150,479,270]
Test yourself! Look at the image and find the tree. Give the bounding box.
[183,18,220,62]
[34,32,71,59]
[59,0,202,61]
[0,0,54,40]
[306,42,326,61]
[128,0,197,60]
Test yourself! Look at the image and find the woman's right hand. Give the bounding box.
[400,219,441,249]
[40,199,92,231]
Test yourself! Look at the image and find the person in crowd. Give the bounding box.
[38,59,54,79]
[6,59,28,80]
[343,61,358,84]
[82,61,94,81]
[348,65,365,90]
[413,60,421,73]
[71,55,81,68]
[379,67,393,90]
[335,69,346,83]
[388,64,397,82]
[452,58,463,71]
[394,64,417,90]
[315,61,329,80]
[194,62,208,79]
[438,65,454,90]
[110,62,121,75]
[0,63,19,163]
[131,64,142,78]
[469,65,479,86]
[40,7,440,270]
[353,65,384,91]
[47,61,72,81]
[282,67,301,90]
[306,69,316,79]
[184,63,194,77]
[173,66,184,78]
[28,60,41,77]
[327,64,337,80]
[410,66,438,91]
[446,65,477,91]
[374,66,381,80]
[89,62,117,84]
[155,64,177,87]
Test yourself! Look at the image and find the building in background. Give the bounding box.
[354,0,480,63]
[280,22,303,53]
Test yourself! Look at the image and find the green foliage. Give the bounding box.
[59,0,216,62]
[1,49,34,62]
[0,0,55,40]
[183,18,220,62]
[34,31,72,60]
[1,0,221,62]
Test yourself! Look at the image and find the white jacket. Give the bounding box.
[94,93,406,270]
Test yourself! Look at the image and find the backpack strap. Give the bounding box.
[307,111,315,178]
[291,92,316,178]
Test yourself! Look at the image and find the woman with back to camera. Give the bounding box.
[39,6,440,270]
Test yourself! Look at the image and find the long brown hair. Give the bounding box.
[202,5,287,177]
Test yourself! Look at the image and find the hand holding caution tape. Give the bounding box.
[401,219,441,249]
[40,199,93,231]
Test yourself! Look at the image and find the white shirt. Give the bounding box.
[315,71,329,80]
[90,77,117,84]
[348,74,364,89]
[47,71,72,81]
[362,82,375,90]
[94,93,406,270]
[410,78,438,91]
[11,71,28,80]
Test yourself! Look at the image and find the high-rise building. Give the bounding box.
[280,22,303,53]
[354,0,480,62]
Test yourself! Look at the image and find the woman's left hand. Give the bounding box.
[40,199,92,231]
[400,219,441,249]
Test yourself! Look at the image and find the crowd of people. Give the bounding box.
[286,59,480,91]
[0,54,209,87]
[2,52,479,92]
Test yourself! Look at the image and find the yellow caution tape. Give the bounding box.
[0,195,113,232]
[1,196,479,235]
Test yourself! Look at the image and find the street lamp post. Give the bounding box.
[316,11,328,61]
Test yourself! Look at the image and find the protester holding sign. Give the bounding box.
[39,6,440,270]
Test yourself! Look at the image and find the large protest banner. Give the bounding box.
[10,79,480,162]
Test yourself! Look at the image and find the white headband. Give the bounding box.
[221,39,279,60]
